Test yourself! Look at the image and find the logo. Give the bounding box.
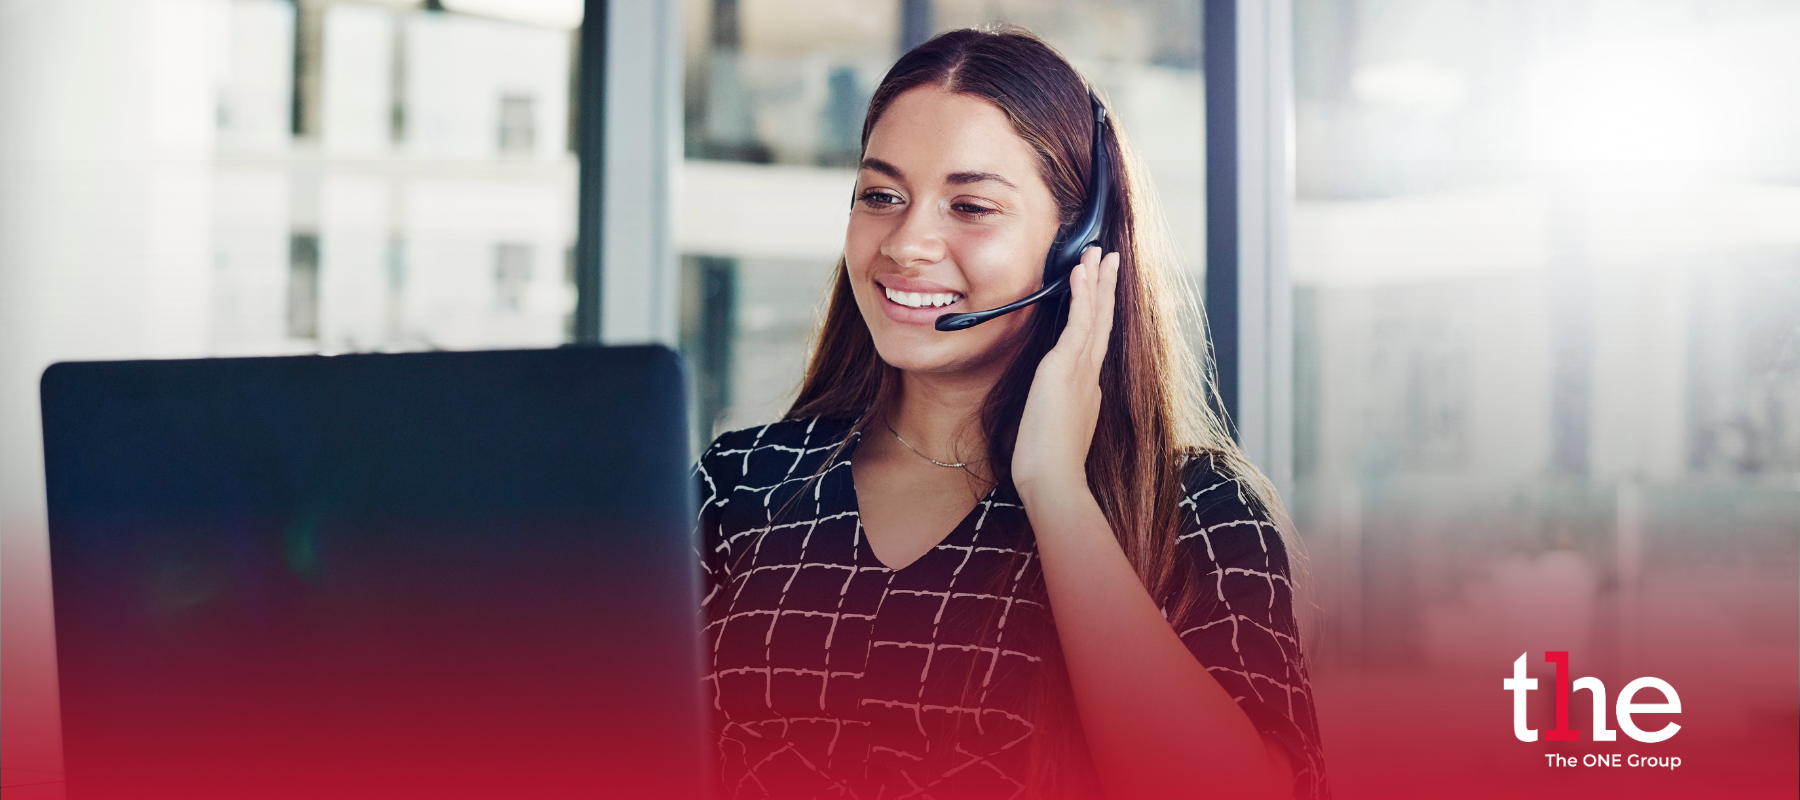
[1503,651,1681,743]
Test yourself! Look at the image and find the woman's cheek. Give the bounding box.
[958,230,1042,303]
[843,217,889,281]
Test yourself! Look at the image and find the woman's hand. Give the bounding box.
[1010,246,1119,504]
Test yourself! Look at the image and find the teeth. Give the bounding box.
[884,286,962,309]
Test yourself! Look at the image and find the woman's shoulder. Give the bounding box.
[1171,449,1289,570]
[698,416,856,485]
[701,415,854,459]
[1175,450,1271,520]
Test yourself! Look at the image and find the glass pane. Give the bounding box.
[679,0,1206,449]
[198,1,583,355]
[1291,0,1800,791]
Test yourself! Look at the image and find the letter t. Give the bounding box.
[1504,653,1538,742]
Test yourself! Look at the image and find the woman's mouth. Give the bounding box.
[882,286,964,309]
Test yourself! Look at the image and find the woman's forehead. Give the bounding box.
[862,86,1043,190]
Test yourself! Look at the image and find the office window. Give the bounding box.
[494,241,534,312]
[3,1,582,358]
[498,93,537,154]
[681,255,739,451]
[214,0,580,355]
[288,233,322,340]
[1289,0,1800,790]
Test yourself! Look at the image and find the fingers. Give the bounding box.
[1048,246,1121,384]
[1088,252,1120,369]
[1052,247,1105,358]
[1072,248,1113,365]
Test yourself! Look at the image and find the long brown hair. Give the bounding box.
[785,25,1289,797]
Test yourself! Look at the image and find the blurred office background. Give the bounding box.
[1282,2,1799,792]
[2,0,1796,796]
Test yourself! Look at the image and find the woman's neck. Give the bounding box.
[884,362,1004,467]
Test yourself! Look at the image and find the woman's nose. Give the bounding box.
[880,202,948,269]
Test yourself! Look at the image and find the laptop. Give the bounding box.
[41,345,710,799]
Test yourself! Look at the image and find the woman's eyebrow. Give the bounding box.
[859,157,904,179]
[858,158,1016,190]
[945,171,1018,189]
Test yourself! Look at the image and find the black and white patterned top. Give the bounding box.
[697,416,1329,800]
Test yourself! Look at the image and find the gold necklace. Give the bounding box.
[885,421,983,469]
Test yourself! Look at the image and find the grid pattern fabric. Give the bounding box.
[1165,453,1331,800]
[697,417,1329,800]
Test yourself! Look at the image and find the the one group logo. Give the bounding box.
[1503,651,1681,743]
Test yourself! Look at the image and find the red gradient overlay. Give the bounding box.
[35,516,707,800]
[15,522,1794,799]
[4,515,66,799]
[9,518,1798,799]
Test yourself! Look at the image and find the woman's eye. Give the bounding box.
[859,191,903,208]
[953,202,998,216]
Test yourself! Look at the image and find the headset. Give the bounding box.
[934,91,1112,332]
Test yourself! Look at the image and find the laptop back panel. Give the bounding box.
[42,346,707,799]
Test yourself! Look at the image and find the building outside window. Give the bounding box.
[206,0,580,355]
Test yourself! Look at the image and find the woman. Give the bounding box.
[697,27,1327,800]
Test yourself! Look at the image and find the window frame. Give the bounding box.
[1205,0,1295,492]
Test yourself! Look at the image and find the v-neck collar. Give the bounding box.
[830,419,1009,573]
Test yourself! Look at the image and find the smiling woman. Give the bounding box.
[697,26,1328,800]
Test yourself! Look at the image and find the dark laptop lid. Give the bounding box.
[41,345,709,800]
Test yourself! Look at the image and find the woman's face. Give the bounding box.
[845,86,1064,375]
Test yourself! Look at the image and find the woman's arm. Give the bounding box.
[1022,486,1289,798]
[1012,249,1290,799]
